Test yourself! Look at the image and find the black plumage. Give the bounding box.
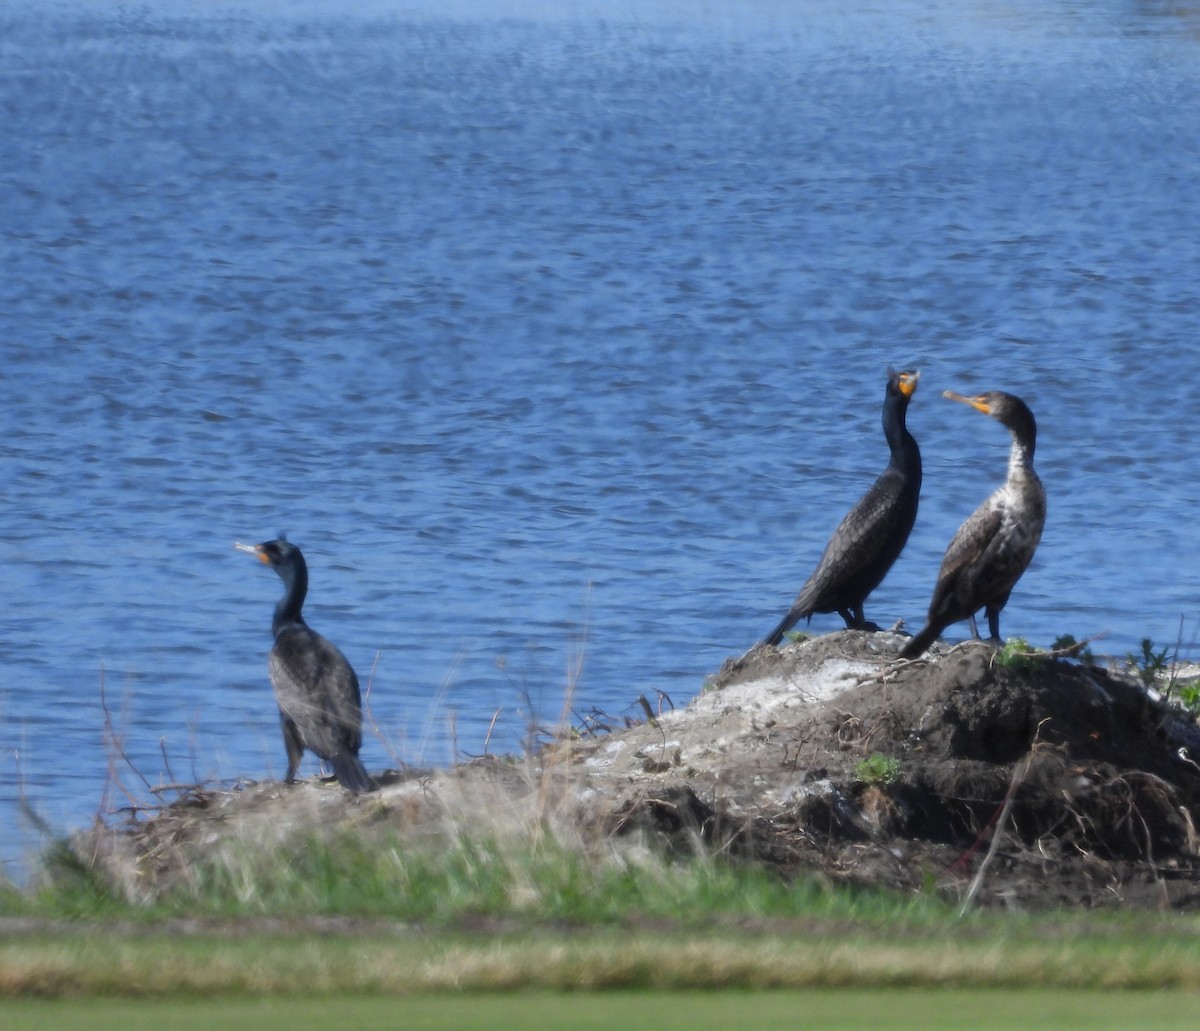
[764,368,922,646]
[899,390,1046,660]
[236,537,376,793]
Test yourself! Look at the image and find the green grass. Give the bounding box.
[12,830,947,927]
[5,808,1200,1004]
[5,989,1200,1031]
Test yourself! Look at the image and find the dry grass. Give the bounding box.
[4,922,1200,998]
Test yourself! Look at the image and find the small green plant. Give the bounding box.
[785,629,812,643]
[1177,681,1200,714]
[1127,637,1170,690]
[996,637,1042,671]
[854,753,901,786]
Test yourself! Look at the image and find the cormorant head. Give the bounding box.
[888,368,920,400]
[234,536,306,579]
[943,390,1037,441]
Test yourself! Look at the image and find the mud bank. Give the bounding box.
[75,632,1200,911]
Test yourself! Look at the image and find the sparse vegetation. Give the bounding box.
[1177,679,1200,715]
[1051,633,1095,665]
[1127,637,1171,690]
[995,636,1043,671]
[853,752,901,786]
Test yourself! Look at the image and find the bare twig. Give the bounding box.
[481,707,502,757]
[1040,630,1108,659]
[361,648,409,775]
[98,664,154,811]
[416,649,464,765]
[146,782,210,796]
[956,720,1051,915]
[159,737,177,787]
[957,748,1035,916]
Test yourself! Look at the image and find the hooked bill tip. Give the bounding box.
[944,390,991,415]
[235,541,272,565]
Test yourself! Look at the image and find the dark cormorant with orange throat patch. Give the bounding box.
[764,368,922,646]
[235,536,376,793]
[899,390,1046,659]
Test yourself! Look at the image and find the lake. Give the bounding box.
[2,0,1199,878]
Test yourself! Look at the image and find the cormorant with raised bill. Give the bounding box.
[899,390,1045,659]
[764,368,922,646]
[235,536,376,793]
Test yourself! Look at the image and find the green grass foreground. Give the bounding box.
[6,989,1200,1031]
[4,825,1200,1007]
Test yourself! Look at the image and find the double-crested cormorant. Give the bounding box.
[899,390,1046,660]
[764,368,922,646]
[235,537,376,794]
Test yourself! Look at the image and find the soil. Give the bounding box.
[74,632,1200,911]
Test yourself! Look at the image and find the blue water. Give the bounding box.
[2,0,1199,878]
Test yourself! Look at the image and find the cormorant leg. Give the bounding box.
[280,714,304,784]
[841,606,883,633]
[967,613,981,639]
[985,605,1002,642]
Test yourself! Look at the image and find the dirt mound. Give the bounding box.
[72,632,1200,911]
[604,633,1200,909]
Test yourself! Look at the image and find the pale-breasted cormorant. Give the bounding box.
[764,368,922,646]
[899,390,1046,659]
[235,537,376,793]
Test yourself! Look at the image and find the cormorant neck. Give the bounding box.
[882,392,917,466]
[1007,420,1037,477]
[271,561,308,636]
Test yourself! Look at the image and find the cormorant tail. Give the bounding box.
[764,607,805,647]
[331,753,377,794]
[898,622,943,660]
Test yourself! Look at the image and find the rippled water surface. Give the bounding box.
[2,0,1199,875]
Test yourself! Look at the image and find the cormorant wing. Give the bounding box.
[926,500,1004,618]
[801,469,908,589]
[269,630,364,758]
